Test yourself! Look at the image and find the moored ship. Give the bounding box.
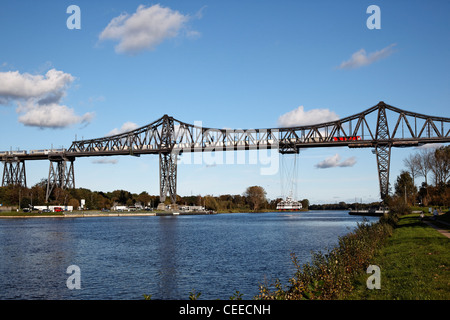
[276,197,302,211]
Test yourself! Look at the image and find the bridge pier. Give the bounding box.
[375,103,392,202]
[159,152,177,206]
[1,157,26,187]
[375,144,391,201]
[45,156,75,202]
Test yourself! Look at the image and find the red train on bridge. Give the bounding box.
[333,136,361,142]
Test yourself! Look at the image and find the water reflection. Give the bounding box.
[156,216,180,299]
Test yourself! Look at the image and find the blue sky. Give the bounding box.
[0,0,449,204]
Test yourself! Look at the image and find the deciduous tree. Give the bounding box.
[244,186,267,211]
[394,171,417,205]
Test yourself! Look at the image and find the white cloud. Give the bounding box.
[107,121,139,136]
[17,103,94,128]
[315,154,356,169]
[338,43,396,70]
[339,156,357,167]
[277,106,339,127]
[0,69,74,101]
[0,68,94,128]
[99,4,197,54]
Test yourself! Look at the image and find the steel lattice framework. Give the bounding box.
[45,155,75,202]
[375,106,392,200]
[1,157,26,188]
[2,101,450,203]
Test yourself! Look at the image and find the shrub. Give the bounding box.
[388,196,411,216]
[379,212,398,227]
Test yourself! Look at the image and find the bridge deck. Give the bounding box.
[2,138,448,161]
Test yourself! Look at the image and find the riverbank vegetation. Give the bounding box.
[397,145,449,207]
[0,182,310,213]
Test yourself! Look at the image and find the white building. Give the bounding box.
[112,205,129,212]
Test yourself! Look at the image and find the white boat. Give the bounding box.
[276,197,302,211]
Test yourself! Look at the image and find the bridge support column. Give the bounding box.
[375,103,392,202]
[375,145,391,201]
[46,157,75,202]
[159,152,177,205]
[1,158,26,187]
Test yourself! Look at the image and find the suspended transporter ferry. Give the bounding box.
[276,197,302,211]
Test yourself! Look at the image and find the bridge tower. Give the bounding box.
[159,115,177,206]
[1,157,26,187]
[159,152,177,204]
[45,156,75,202]
[375,102,392,202]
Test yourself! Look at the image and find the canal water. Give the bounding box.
[0,211,378,300]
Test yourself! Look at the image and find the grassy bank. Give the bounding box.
[256,213,449,300]
[349,213,450,299]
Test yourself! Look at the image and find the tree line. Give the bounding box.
[393,145,449,207]
[0,181,310,212]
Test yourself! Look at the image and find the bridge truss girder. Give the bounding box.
[67,102,450,157]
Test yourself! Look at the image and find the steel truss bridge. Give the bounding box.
[2,101,450,204]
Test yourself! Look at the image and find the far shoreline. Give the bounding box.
[0,211,156,218]
[0,208,312,219]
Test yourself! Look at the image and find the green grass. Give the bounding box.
[349,214,450,300]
